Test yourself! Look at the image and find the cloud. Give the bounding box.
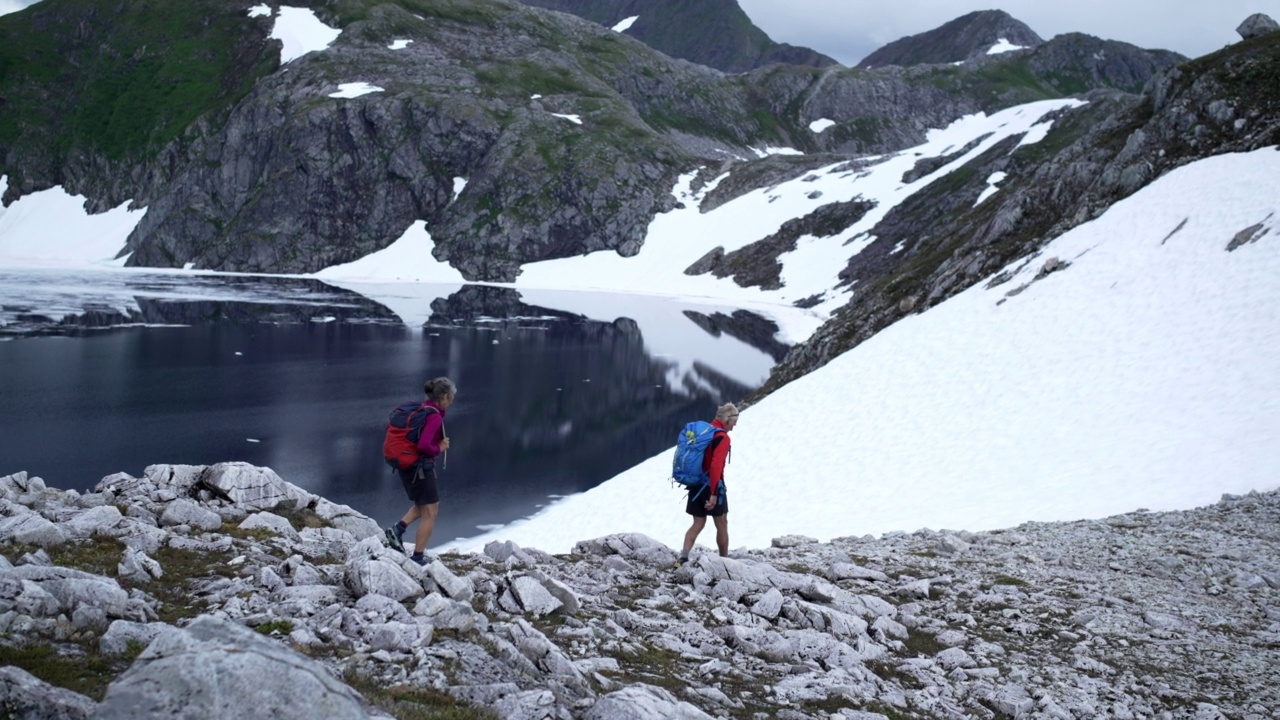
[739,0,1274,65]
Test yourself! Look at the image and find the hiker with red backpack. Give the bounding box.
[382,377,456,565]
[674,402,738,568]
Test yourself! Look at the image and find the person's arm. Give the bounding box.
[416,412,445,457]
[706,434,729,501]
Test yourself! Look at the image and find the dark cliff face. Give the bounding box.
[857,9,1044,69]
[1026,33,1189,95]
[513,0,839,73]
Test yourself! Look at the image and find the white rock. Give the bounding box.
[239,511,301,541]
[158,499,222,531]
[751,588,785,620]
[508,575,563,617]
[95,616,376,719]
[60,505,124,539]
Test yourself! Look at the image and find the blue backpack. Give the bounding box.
[671,421,726,489]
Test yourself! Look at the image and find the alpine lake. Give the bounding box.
[0,268,792,547]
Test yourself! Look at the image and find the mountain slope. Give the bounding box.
[762,29,1280,395]
[514,0,838,72]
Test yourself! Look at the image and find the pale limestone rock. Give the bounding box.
[95,616,378,719]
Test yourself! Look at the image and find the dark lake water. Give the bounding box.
[0,270,789,546]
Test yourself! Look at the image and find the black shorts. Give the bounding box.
[686,482,727,517]
[399,463,439,506]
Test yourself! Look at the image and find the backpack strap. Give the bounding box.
[702,430,729,473]
[406,404,439,444]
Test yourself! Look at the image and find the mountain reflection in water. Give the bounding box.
[0,271,790,545]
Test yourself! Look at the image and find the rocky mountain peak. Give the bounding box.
[514,0,838,72]
[858,9,1044,69]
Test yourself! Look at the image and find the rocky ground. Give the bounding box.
[1,463,1276,719]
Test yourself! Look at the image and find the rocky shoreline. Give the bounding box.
[1,463,1276,719]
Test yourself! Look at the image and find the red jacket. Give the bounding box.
[703,419,731,496]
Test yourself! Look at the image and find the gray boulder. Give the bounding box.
[59,505,124,538]
[117,547,163,582]
[14,579,62,617]
[573,533,672,563]
[158,499,222,531]
[0,511,69,547]
[139,464,206,495]
[8,566,129,617]
[198,462,312,512]
[412,593,481,631]
[484,539,535,566]
[0,665,96,720]
[94,615,379,719]
[343,538,424,602]
[239,511,301,540]
[422,559,474,602]
[504,575,563,617]
[312,498,380,540]
[1237,13,1279,39]
[99,619,170,655]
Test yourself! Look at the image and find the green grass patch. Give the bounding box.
[903,630,945,657]
[255,619,295,636]
[993,575,1029,587]
[859,701,915,720]
[866,659,924,689]
[0,642,134,702]
[13,536,126,578]
[476,59,602,99]
[601,644,689,695]
[393,0,504,27]
[222,523,276,542]
[136,545,238,625]
[0,0,279,160]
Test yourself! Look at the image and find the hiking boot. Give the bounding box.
[384,526,406,555]
[410,554,428,566]
[673,556,689,570]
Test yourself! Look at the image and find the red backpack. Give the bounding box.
[382,402,438,470]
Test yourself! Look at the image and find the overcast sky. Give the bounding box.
[0,0,35,16]
[739,0,1280,65]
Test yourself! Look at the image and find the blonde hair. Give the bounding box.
[715,402,739,422]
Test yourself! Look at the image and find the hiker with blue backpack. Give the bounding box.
[673,402,738,568]
[382,377,456,565]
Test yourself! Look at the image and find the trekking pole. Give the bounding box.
[441,419,448,470]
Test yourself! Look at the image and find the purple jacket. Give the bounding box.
[416,401,447,458]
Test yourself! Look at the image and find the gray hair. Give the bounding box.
[715,402,739,422]
[424,377,457,402]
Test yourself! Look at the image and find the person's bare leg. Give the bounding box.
[399,505,422,527]
[682,517,707,558]
[713,515,728,557]
[412,502,439,554]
